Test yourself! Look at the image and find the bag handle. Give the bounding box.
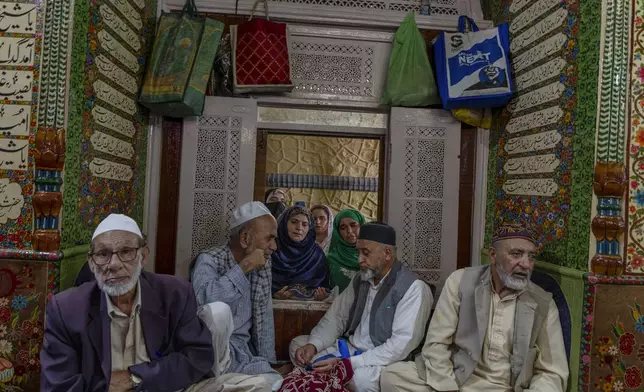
[249,0,269,20]
[182,0,198,16]
[458,16,479,32]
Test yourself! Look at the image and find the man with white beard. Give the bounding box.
[381,223,569,392]
[40,214,215,392]
[289,222,433,392]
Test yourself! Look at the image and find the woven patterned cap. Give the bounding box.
[492,223,536,245]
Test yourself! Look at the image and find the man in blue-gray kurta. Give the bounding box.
[190,202,283,389]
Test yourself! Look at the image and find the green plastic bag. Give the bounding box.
[381,13,440,107]
[139,0,223,117]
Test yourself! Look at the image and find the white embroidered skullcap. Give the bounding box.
[230,202,272,229]
[92,213,143,240]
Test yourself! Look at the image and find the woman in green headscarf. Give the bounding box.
[327,209,367,291]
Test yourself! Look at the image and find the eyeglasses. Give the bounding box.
[90,247,140,265]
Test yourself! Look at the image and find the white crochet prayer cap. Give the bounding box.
[230,202,272,229]
[92,213,143,240]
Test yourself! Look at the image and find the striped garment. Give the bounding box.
[191,245,276,375]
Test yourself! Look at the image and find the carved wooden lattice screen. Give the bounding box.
[387,108,461,295]
[175,97,257,278]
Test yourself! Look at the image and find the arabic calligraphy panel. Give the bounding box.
[105,0,142,30]
[510,8,568,53]
[507,83,565,113]
[502,179,559,196]
[0,70,33,101]
[515,58,567,93]
[95,54,138,94]
[131,0,144,10]
[0,2,38,34]
[512,33,567,73]
[0,37,36,67]
[91,105,136,138]
[90,131,134,160]
[503,154,560,175]
[488,0,584,258]
[510,0,561,34]
[97,30,139,73]
[0,139,27,171]
[0,178,24,223]
[89,158,134,182]
[0,103,30,136]
[504,130,562,155]
[505,106,564,134]
[508,0,530,13]
[64,0,155,238]
[93,80,137,115]
[99,5,141,51]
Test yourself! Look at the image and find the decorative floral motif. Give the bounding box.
[618,332,636,356]
[0,308,11,325]
[0,340,12,356]
[625,366,643,388]
[0,261,47,390]
[583,278,644,392]
[10,296,28,312]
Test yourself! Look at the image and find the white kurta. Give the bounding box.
[297,271,433,392]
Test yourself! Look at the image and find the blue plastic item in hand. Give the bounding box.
[337,339,351,358]
[305,353,336,371]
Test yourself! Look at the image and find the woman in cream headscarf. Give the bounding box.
[310,204,334,254]
[326,209,366,292]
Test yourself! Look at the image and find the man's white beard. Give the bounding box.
[360,268,376,281]
[93,255,143,296]
[497,261,531,291]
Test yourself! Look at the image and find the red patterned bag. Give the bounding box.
[231,0,294,93]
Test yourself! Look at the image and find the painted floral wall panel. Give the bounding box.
[581,277,644,391]
[0,1,43,248]
[265,134,380,220]
[0,259,48,390]
[627,0,644,274]
[61,0,156,248]
[485,0,600,270]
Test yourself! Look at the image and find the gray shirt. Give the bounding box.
[191,245,275,375]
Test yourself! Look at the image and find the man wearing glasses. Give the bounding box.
[381,223,569,392]
[40,214,215,392]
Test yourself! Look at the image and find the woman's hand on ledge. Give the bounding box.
[314,287,329,301]
[274,286,294,300]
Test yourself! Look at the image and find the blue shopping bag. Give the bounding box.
[433,16,513,109]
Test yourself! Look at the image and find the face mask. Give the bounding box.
[264,202,286,219]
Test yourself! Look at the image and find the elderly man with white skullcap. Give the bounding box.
[40,214,215,392]
[190,201,284,390]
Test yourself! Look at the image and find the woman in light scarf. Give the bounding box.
[310,204,334,254]
[326,209,366,292]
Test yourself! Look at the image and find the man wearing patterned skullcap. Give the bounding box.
[382,222,569,392]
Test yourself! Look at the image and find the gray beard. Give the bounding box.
[497,262,531,291]
[360,268,376,281]
[93,256,143,296]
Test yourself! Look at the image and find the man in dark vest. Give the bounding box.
[289,222,433,392]
[381,223,568,392]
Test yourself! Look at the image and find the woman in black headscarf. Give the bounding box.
[264,188,287,219]
[271,206,329,301]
